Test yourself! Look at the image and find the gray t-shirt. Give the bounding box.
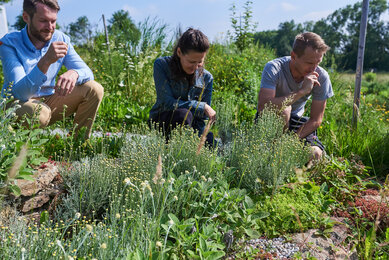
[260,56,334,117]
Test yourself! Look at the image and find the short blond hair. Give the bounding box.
[293,32,329,57]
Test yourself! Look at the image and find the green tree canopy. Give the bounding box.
[108,10,141,46]
[12,12,26,31]
[66,16,93,46]
[254,0,389,71]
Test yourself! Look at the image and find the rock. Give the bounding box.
[9,161,65,214]
[17,163,58,196]
[291,221,357,260]
[22,194,50,213]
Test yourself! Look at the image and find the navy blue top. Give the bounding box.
[149,56,213,124]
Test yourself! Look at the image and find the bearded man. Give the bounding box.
[0,0,103,138]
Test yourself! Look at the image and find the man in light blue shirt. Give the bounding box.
[0,0,103,138]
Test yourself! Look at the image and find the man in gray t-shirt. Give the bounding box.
[257,32,334,160]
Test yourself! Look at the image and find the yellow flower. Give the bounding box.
[100,243,107,249]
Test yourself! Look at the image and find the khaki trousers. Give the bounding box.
[15,80,104,138]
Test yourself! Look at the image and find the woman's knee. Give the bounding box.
[173,108,193,125]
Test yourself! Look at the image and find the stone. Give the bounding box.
[291,225,357,260]
[17,162,58,196]
[22,194,50,213]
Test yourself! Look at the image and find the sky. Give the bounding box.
[2,0,388,41]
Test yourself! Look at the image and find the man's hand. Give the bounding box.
[300,71,320,96]
[38,41,68,74]
[45,41,68,64]
[56,70,79,96]
[204,104,216,123]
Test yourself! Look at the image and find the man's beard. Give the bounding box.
[28,23,53,43]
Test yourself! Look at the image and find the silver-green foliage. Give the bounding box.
[226,108,309,194]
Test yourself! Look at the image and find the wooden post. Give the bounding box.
[102,14,112,70]
[352,0,369,130]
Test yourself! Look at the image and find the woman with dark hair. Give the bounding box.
[149,28,216,146]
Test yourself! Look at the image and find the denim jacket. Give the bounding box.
[149,56,213,121]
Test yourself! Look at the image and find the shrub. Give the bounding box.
[320,74,389,177]
[364,72,377,83]
[256,182,329,236]
[207,43,275,123]
[225,108,309,194]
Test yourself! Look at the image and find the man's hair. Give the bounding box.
[23,0,60,18]
[293,32,329,57]
[170,28,210,83]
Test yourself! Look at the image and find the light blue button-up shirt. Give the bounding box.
[0,26,94,101]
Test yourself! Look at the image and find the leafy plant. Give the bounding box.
[0,98,48,196]
[226,108,309,195]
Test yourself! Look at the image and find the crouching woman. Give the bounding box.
[149,28,216,146]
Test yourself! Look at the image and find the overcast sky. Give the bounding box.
[2,0,388,41]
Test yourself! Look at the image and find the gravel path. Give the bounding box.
[228,237,300,259]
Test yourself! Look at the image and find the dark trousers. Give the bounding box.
[289,114,325,151]
[254,112,325,151]
[150,108,215,147]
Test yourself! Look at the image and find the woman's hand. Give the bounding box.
[204,104,216,123]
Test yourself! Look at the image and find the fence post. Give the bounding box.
[102,14,112,70]
[352,0,369,130]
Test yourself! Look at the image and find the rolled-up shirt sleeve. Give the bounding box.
[63,41,94,85]
[0,44,47,101]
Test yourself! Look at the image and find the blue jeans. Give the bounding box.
[150,108,215,147]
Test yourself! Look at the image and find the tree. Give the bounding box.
[312,0,389,70]
[254,20,303,57]
[230,0,256,52]
[253,0,389,71]
[66,16,93,46]
[274,20,304,56]
[12,12,26,30]
[108,10,141,46]
[253,30,277,49]
[0,0,12,3]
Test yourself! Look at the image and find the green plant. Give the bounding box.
[226,108,309,195]
[0,98,48,196]
[229,0,256,52]
[320,74,389,177]
[255,182,332,237]
[364,72,377,83]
